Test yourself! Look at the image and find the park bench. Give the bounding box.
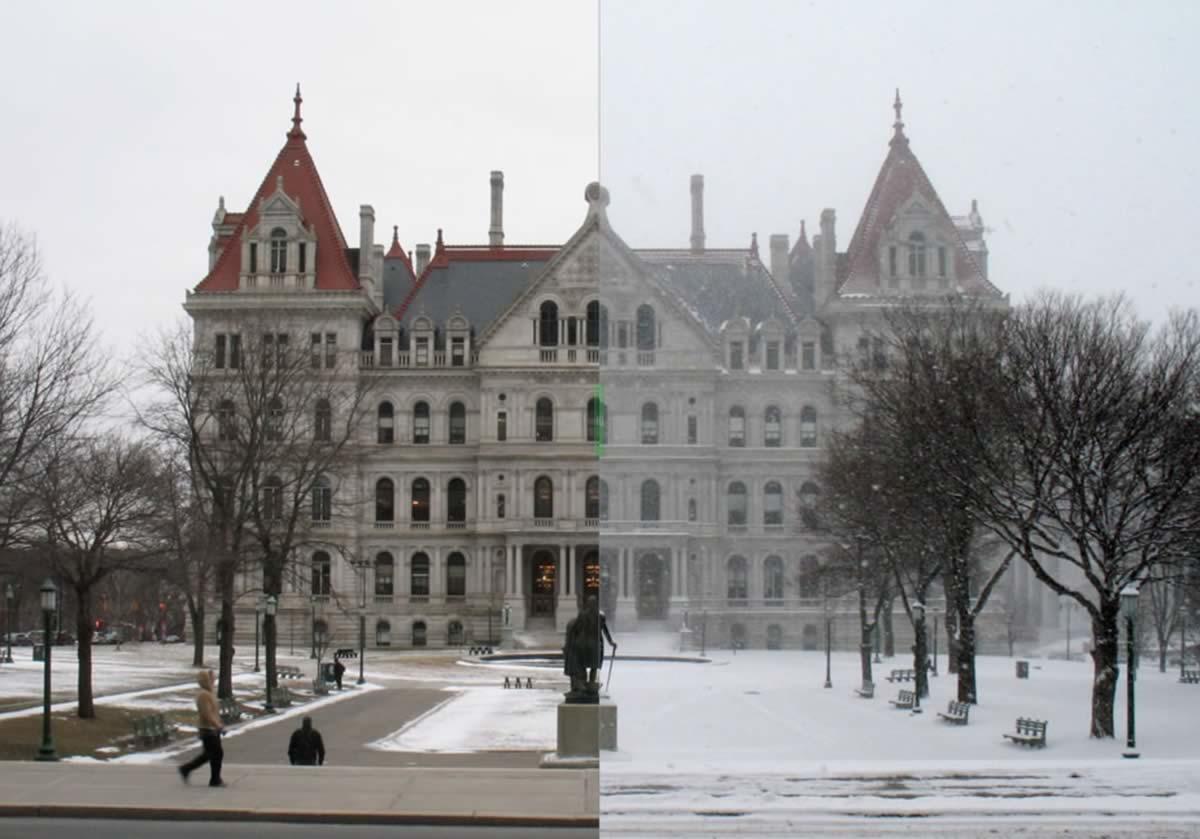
[334,648,357,660]
[854,682,874,699]
[219,697,242,724]
[503,676,534,689]
[937,700,971,725]
[131,713,173,747]
[889,689,915,710]
[468,645,494,656]
[1180,669,1200,684]
[1003,717,1048,748]
[273,686,294,707]
[886,669,915,683]
[277,665,304,679]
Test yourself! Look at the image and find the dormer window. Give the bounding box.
[298,242,307,274]
[249,243,258,274]
[907,232,926,278]
[765,341,779,371]
[270,228,288,274]
[729,342,743,370]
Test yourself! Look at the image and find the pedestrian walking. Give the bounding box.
[334,658,345,690]
[178,669,224,787]
[287,716,326,766]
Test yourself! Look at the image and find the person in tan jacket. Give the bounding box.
[179,669,224,786]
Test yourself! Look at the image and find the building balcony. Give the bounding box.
[373,521,395,530]
[359,350,477,370]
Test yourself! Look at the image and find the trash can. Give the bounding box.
[320,662,337,684]
[1016,660,1029,679]
[32,644,45,662]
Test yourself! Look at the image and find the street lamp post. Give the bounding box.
[911,601,925,714]
[931,606,939,677]
[37,578,58,761]
[310,595,318,659]
[1121,584,1140,759]
[352,558,368,686]
[263,595,277,713]
[822,580,833,689]
[254,596,264,673]
[4,582,14,664]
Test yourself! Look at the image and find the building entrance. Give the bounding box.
[530,551,557,617]
[580,550,600,606]
[636,553,669,619]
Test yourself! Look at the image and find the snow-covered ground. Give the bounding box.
[370,685,560,753]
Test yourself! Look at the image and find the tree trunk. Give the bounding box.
[189,602,204,667]
[859,587,873,687]
[1089,605,1120,739]
[264,558,281,691]
[946,610,960,674]
[956,612,978,704]
[883,598,895,657]
[217,560,236,700]
[75,586,95,719]
[912,614,929,699]
[1159,639,1168,674]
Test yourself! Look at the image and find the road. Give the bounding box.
[0,820,592,839]
[175,684,542,769]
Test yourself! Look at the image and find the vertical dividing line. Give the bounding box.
[597,0,602,186]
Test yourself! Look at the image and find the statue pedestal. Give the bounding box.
[540,699,618,769]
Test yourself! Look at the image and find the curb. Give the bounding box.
[0,804,599,828]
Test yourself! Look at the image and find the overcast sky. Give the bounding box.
[1,1,1196,361]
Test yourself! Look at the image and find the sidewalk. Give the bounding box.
[0,761,598,827]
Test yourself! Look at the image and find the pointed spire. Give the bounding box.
[799,220,808,245]
[288,83,306,141]
[386,225,407,259]
[891,88,908,147]
[750,232,759,258]
[435,228,444,250]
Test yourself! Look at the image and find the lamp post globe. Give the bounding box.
[4,582,13,664]
[37,578,58,761]
[1120,584,1140,758]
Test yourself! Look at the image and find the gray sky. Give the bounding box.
[1,0,1196,361]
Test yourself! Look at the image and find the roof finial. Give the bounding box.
[799,219,807,243]
[392,225,399,245]
[750,231,759,257]
[289,83,306,140]
[891,88,908,146]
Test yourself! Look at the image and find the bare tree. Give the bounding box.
[34,434,164,718]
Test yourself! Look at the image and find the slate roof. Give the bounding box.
[194,87,359,294]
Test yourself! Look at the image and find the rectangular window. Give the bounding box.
[938,246,947,278]
[617,323,628,349]
[888,245,897,278]
[415,337,429,365]
[496,493,506,519]
[447,564,466,597]
[411,566,429,598]
[496,411,507,442]
[729,342,743,370]
[765,342,779,371]
[687,415,697,445]
[249,243,258,274]
[324,333,336,368]
[215,334,226,369]
[379,337,393,367]
[298,242,307,274]
[801,341,815,371]
[311,487,331,523]
[229,334,241,369]
[310,333,322,369]
[451,337,465,367]
[449,411,466,445]
[263,333,274,368]
[375,566,393,597]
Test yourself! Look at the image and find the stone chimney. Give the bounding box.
[359,205,376,284]
[690,174,705,254]
[815,209,837,309]
[415,243,431,275]
[489,171,504,248]
[769,234,790,284]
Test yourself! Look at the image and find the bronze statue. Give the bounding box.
[562,595,616,703]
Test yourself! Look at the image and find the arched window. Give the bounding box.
[586,301,602,347]
[411,478,430,523]
[586,397,606,443]
[447,478,467,523]
[270,227,288,273]
[266,398,284,441]
[311,475,331,523]
[447,620,465,645]
[636,304,656,350]
[311,551,331,595]
[375,478,394,522]
[448,401,466,444]
[764,481,783,526]
[377,401,394,444]
[447,552,466,597]
[798,481,821,530]
[727,481,747,526]
[375,619,391,646]
[764,406,782,448]
[217,400,236,441]
[411,553,430,597]
[585,476,600,519]
[641,403,659,444]
[314,399,331,442]
[375,552,394,597]
[800,406,818,448]
[799,555,821,599]
[539,301,559,346]
[535,398,553,442]
[727,556,748,601]
[413,401,430,444]
[908,231,926,278]
[534,476,554,519]
[412,620,427,647]
[728,406,745,447]
[640,479,660,522]
[262,475,283,522]
[764,556,784,600]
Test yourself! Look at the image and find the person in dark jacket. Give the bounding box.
[288,716,325,766]
[333,658,345,690]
